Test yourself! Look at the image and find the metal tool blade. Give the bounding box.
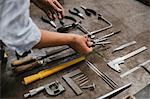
[113,41,136,52]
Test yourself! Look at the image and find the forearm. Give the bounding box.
[34,29,76,48]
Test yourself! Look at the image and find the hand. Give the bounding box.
[32,0,64,19]
[69,35,93,55]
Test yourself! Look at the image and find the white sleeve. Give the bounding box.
[0,0,41,55]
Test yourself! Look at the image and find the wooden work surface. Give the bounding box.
[1,0,150,99]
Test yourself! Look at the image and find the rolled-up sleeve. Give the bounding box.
[0,0,41,55]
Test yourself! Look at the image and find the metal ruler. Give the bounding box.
[120,60,150,78]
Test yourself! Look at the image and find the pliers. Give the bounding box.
[81,5,96,16]
[69,8,84,19]
[41,16,57,28]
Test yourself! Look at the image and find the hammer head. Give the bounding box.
[107,57,125,72]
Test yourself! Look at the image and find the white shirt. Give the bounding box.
[0,0,41,55]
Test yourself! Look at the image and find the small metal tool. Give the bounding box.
[79,80,89,87]
[120,60,150,78]
[113,41,136,52]
[97,83,132,99]
[81,5,96,16]
[107,46,147,72]
[90,14,113,35]
[99,30,121,40]
[62,69,83,95]
[81,83,96,90]
[86,61,118,89]
[69,8,84,19]
[24,81,65,98]
[88,41,111,47]
[41,16,57,28]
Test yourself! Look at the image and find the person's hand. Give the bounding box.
[32,0,64,19]
[69,35,93,55]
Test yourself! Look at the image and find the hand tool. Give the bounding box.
[41,16,57,28]
[98,30,121,40]
[62,69,83,95]
[90,13,113,35]
[113,41,136,52]
[24,81,65,98]
[77,77,89,84]
[81,5,96,16]
[23,56,85,85]
[107,46,147,72]
[75,76,87,82]
[96,83,132,99]
[77,24,95,39]
[11,46,69,66]
[59,16,77,26]
[120,60,150,78]
[14,49,76,73]
[81,83,96,90]
[73,74,85,80]
[57,21,81,33]
[79,80,89,87]
[69,8,84,19]
[86,61,118,89]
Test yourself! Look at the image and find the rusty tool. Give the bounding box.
[14,49,76,73]
[62,69,83,95]
[11,46,69,66]
[81,83,96,90]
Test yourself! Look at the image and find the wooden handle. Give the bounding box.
[15,61,41,73]
[23,56,85,85]
[11,56,34,66]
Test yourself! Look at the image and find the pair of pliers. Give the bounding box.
[69,8,84,19]
[81,5,96,16]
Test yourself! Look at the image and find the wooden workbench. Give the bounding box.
[1,0,150,99]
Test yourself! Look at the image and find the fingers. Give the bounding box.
[48,0,64,19]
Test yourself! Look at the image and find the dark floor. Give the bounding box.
[1,0,150,99]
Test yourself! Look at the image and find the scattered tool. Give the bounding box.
[107,46,147,72]
[86,61,118,89]
[81,83,96,90]
[62,69,83,95]
[23,56,86,85]
[98,30,121,40]
[120,60,150,78]
[90,13,113,35]
[11,46,69,66]
[69,8,84,19]
[79,80,89,87]
[24,81,65,98]
[81,5,96,16]
[14,49,76,73]
[57,16,79,33]
[96,83,132,99]
[77,24,95,38]
[113,41,136,52]
[88,40,111,47]
[41,16,57,28]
